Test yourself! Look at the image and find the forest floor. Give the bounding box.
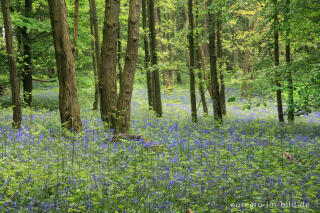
[0,82,319,212]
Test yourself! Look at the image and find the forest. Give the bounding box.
[0,0,319,212]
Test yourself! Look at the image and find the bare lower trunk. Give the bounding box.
[48,0,82,131]
[72,0,79,56]
[142,0,153,109]
[241,48,250,98]
[188,0,197,123]
[148,0,162,117]
[21,0,33,107]
[208,3,222,124]
[156,8,170,91]
[89,0,100,110]
[217,14,226,115]
[286,0,294,123]
[274,0,284,123]
[116,0,141,133]
[1,0,22,128]
[99,0,120,126]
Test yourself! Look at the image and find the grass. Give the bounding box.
[0,81,319,212]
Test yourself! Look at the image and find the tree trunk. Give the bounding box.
[118,25,123,86]
[208,1,222,124]
[241,47,249,98]
[99,0,120,126]
[142,0,154,109]
[286,0,294,122]
[274,0,284,122]
[89,0,100,110]
[48,0,82,132]
[167,13,175,92]
[89,0,99,110]
[188,0,197,123]
[72,0,79,56]
[195,0,208,115]
[116,0,141,133]
[173,15,182,84]
[1,0,22,128]
[21,0,32,107]
[148,0,162,117]
[217,14,226,115]
[156,8,170,91]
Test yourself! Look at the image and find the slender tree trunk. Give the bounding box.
[99,0,120,126]
[274,0,284,122]
[196,48,208,115]
[217,14,226,115]
[167,13,175,91]
[48,0,82,131]
[188,0,197,123]
[156,8,170,91]
[118,25,123,86]
[89,0,99,110]
[286,0,294,122]
[21,0,32,107]
[195,0,208,115]
[173,15,182,84]
[116,0,141,133]
[241,47,249,98]
[184,7,191,68]
[148,0,162,117]
[142,0,154,109]
[1,0,22,128]
[72,0,79,56]
[208,1,222,124]
[89,0,100,110]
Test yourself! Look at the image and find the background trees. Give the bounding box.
[0,0,319,130]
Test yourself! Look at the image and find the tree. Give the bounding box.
[89,0,100,110]
[21,0,33,107]
[99,0,120,127]
[208,1,222,124]
[148,0,162,117]
[48,0,82,131]
[115,0,141,133]
[217,13,226,115]
[188,0,197,123]
[142,0,154,109]
[285,0,294,122]
[73,0,79,56]
[1,0,22,128]
[273,0,284,122]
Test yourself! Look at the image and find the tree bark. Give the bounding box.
[208,1,222,124]
[156,8,170,91]
[142,0,154,109]
[48,0,82,132]
[286,0,294,122]
[89,0,100,110]
[72,0,79,56]
[188,0,197,123]
[173,14,182,84]
[148,0,162,117]
[1,0,22,128]
[21,0,33,107]
[274,0,284,122]
[217,14,226,115]
[195,0,208,115]
[89,0,99,110]
[99,0,120,126]
[241,47,250,98]
[117,25,123,86]
[116,0,141,133]
[167,15,175,91]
